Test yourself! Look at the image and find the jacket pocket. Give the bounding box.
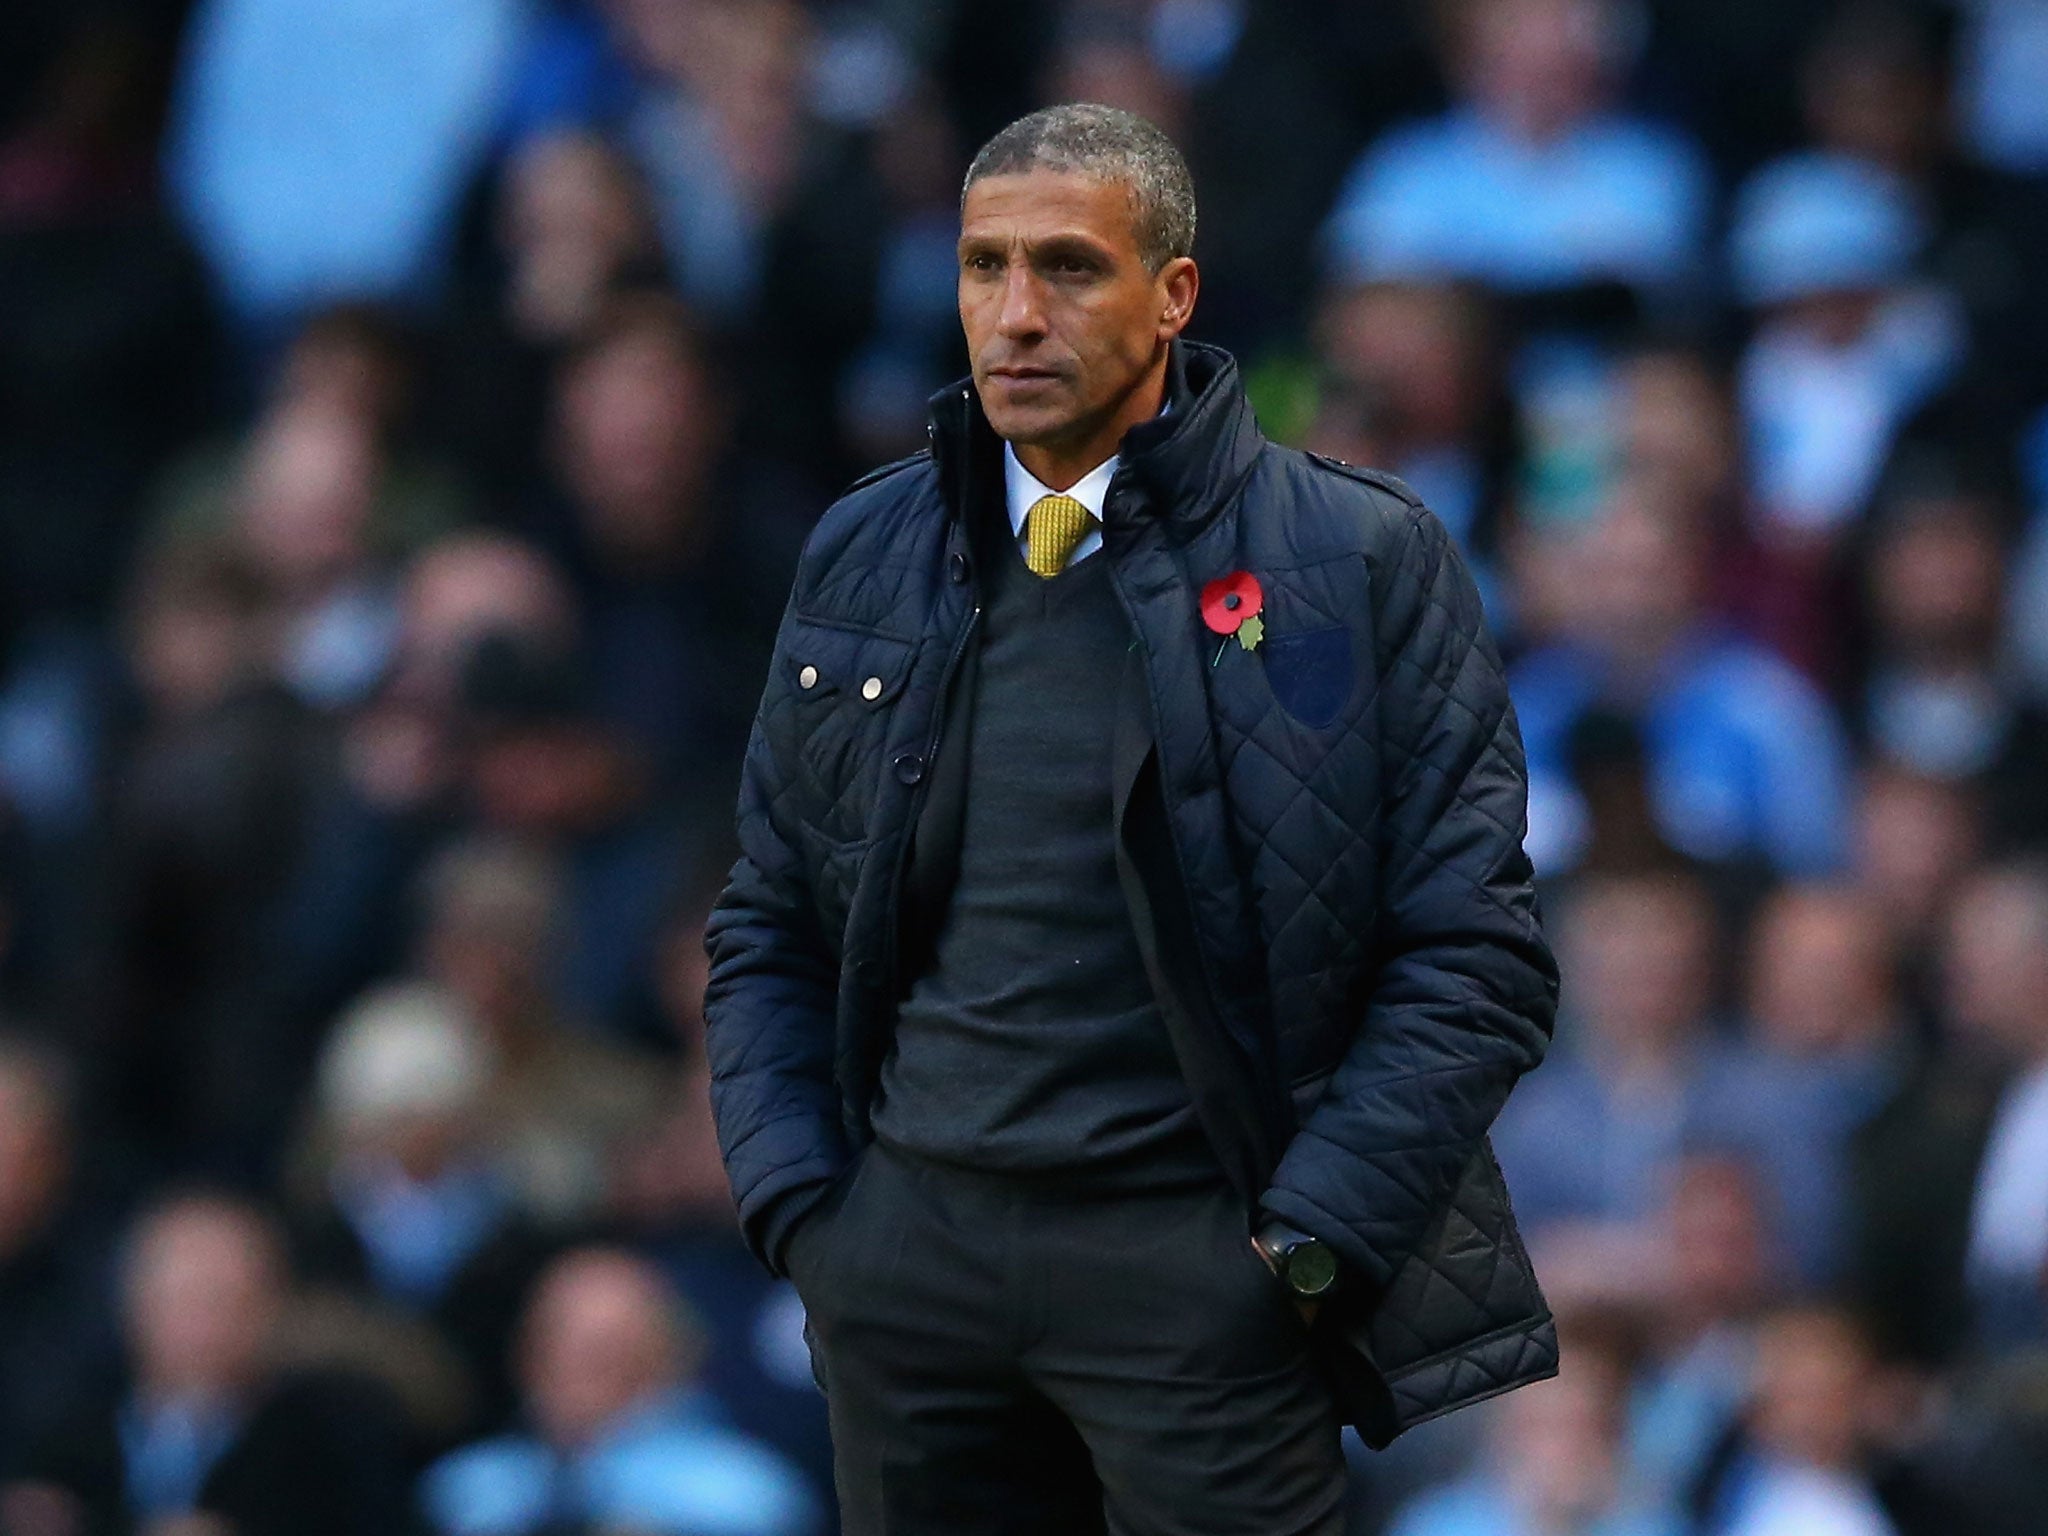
[784,617,917,843]
[785,615,917,703]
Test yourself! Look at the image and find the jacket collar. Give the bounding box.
[928,338,1264,540]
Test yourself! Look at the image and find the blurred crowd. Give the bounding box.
[2,0,2048,1533]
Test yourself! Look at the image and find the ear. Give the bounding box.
[1157,256,1199,341]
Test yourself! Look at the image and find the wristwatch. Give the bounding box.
[1254,1222,1340,1300]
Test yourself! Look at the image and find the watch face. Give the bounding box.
[1287,1240,1339,1297]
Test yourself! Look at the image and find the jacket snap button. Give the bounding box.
[861,676,883,701]
[798,664,819,689]
[948,551,971,584]
[894,753,924,785]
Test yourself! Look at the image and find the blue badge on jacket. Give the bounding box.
[1262,625,1355,728]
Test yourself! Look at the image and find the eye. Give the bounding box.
[1048,249,1112,281]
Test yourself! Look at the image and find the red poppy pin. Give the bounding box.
[1200,570,1264,661]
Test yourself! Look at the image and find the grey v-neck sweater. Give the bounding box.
[870,512,1214,1188]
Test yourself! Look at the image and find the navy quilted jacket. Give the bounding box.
[704,341,1561,1445]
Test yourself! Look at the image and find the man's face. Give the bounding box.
[1942,874,2048,1063]
[522,1253,679,1448]
[556,330,720,553]
[125,1204,282,1399]
[1565,877,1710,1052]
[958,169,1195,455]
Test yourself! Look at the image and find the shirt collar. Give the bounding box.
[1003,444,1118,537]
[1001,401,1170,538]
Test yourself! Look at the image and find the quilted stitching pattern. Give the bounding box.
[704,347,1561,1444]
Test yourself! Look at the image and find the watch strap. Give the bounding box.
[1254,1220,1338,1296]
[1255,1220,1314,1264]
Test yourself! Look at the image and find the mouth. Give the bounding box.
[986,365,1063,383]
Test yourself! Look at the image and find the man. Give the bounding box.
[2,1193,414,1536]
[1852,858,2048,1362]
[1510,489,1851,878]
[421,1247,818,1536]
[1490,867,1718,1234]
[705,104,1559,1534]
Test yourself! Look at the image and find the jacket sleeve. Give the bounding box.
[1259,502,1559,1291]
[703,594,850,1276]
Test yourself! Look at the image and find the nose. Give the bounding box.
[997,265,1047,341]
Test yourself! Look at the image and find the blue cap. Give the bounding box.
[1730,152,1925,306]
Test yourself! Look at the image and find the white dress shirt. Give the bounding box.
[1967,1058,2048,1287]
[1003,442,1115,570]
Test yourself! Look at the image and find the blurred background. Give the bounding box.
[1,0,2046,1533]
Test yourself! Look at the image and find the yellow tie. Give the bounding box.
[1025,494,1097,578]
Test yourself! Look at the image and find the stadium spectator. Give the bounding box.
[1849,765,1984,1025]
[1731,153,1965,548]
[91,538,330,1180]
[1693,1305,1900,1536]
[1304,279,1517,615]
[499,0,894,480]
[1794,4,2048,450]
[1612,344,1743,532]
[1322,0,1711,298]
[550,0,818,324]
[1492,867,1725,1232]
[287,983,557,1431]
[1944,862,2048,1348]
[450,628,699,1046]
[1690,886,1906,1285]
[420,1246,817,1536]
[228,533,583,1039]
[1511,490,1853,876]
[290,983,519,1312]
[345,531,581,819]
[415,834,669,1222]
[1852,482,2048,845]
[429,129,669,508]
[1,1192,413,1536]
[488,131,666,353]
[144,306,469,713]
[530,293,799,792]
[1850,859,2048,1363]
[604,1037,837,1498]
[1386,1318,1681,1536]
[1799,5,1946,187]
[1627,1155,1779,1508]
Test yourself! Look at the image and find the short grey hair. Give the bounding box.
[962,103,1196,271]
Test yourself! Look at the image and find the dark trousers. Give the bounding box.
[789,1143,1347,1536]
